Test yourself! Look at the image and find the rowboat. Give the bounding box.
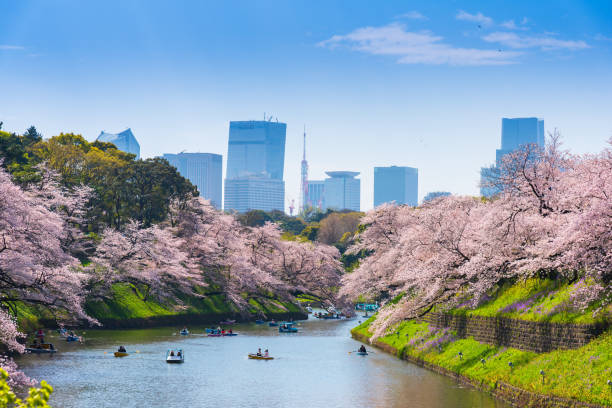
[255,320,265,324]
[207,333,223,337]
[279,322,298,333]
[248,354,274,360]
[356,351,368,356]
[66,335,80,342]
[114,351,129,357]
[268,321,278,327]
[179,329,189,335]
[166,349,184,363]
[26,344,57,354]
[223,333,238,336]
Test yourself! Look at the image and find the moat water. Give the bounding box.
[18,316,509,408]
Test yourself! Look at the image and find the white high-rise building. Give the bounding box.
[163,152,223,209]
[323,171,360,211]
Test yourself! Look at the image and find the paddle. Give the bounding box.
[348,349,375,354]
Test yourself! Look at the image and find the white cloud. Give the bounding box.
[456,11,493,26]
[396,11,427,20]
[0,45,24,50]
[483,32,589,50]
[318,23,520,66]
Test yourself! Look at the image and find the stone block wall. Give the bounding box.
[422,312,608,353]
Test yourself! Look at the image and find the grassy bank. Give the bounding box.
[352,279,612,407]
[434,278,610,325]
[15,283,306,331]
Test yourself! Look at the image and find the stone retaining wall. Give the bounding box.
[421,312,608,353]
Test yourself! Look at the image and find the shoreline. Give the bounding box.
[351,329,607,408]
[38,311,309,330]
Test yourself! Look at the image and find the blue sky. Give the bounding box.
[1,0,611,211]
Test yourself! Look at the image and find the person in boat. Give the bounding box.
[170,351,175,356]
[35,329,45,343]
[264,349,269,358]
[358,345,367,353]
[229,329,233,334]
[257,348,262,357]
[221,329,225,335]
[118,346,126,353]
[177,351,181,357]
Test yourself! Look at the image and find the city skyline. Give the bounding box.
[2,1,611,211]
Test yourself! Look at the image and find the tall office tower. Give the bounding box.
[480,117,545,197]
[224,120,286,212]
[224,178,285,213]
[323,171,360,211]
[96,128,140,159]
[373,166,418,207]
[162,152,223,209]
[495,117,545,165]
[307,180,325,210]
[299,127,309,214]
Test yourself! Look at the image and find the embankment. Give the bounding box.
[352,314,612,408]
[18,283,307,331]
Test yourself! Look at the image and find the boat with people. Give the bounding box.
[114,346,128,357]
[268,321,278,327]
[248,354,274,360]
[255,319,265,324]
[248,348,273,360]
[314,312,342,319]
[25,343,56,354]
[278,322,298,333]
[355,345,368,356]
[166,349,184,363]
[66,334,80,342]
[207,329,236,337]
[179,328,189,335]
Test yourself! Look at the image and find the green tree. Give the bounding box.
[0,369,52,408]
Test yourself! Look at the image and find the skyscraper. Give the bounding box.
[163,152,223,209]
[323,171,360,211]
[224,120,286,212]
[480,117,545,197]
[307,180,325,210]
[374,166,418,207]
[495,118,545,165]
[96,128,140,159]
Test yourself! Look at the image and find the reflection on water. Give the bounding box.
[18,318,509,408]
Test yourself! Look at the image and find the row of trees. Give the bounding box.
[0,129,197,231]
[341,134,612,339]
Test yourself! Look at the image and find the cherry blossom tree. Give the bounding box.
[342,134,612,339]
[0,166,90,382]
[93,221,203,302]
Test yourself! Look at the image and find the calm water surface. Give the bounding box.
[18,317,509,408]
